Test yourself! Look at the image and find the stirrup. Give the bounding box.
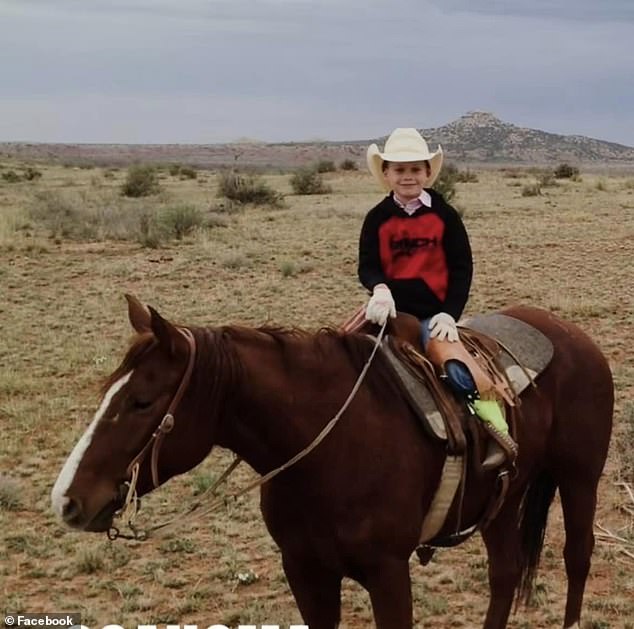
[482,441,507,470]
[481,423,518,470]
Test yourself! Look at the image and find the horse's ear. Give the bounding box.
[148,306,181,356]
[125,294,152,333]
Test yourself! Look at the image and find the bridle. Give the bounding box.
[108,321,387,541]
[108,327,197,540]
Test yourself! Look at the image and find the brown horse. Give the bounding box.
[51,295,613,629]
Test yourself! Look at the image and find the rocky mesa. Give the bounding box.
[2,111,633,169]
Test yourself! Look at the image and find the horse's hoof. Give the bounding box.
[415,545,436,565]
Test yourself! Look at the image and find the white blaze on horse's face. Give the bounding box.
[50,372,132,519]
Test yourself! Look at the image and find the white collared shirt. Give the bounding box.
[393,190,432,215]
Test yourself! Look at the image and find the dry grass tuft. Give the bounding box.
[0,474,22,510]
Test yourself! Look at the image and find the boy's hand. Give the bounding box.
[428,312,458,342]
[365,285,396,325]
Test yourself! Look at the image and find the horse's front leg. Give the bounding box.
[281,551,343,629]
[360,558,413,629]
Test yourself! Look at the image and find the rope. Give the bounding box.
[108,463,140,539]
[111,320,388,539]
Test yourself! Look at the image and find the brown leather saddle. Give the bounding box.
[341,307,553,550]
[342,309,551,470]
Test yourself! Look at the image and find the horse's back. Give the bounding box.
[502,305,613,473]
[501,304,612,387]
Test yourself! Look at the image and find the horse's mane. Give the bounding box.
[102,324,401,402]
[215,324,401,398]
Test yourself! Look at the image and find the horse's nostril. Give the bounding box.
[61,496,83,525]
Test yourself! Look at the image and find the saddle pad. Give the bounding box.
[380,338,447,441]
[460,313,554,394]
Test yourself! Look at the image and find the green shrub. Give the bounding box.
[217,172,283,206]
[521,183,542,197]
[29,190,167,244]
[280,261,297,277]
[553,163,579,179]
[501,168,524,179]
[436,163,478,186]
[137,211,164,248]
[190,472,219,497]
[23,167,42,181]
[221,252,250,269]
[290,168,331,195]
[210,199,240,214]
[2,170,22,183]
[160,538,196,554]
[315,159,336,173]
[29,190,85,238]
[0,475,21,511]
[455,168,478,183]
[279,260,313,277]
[76,550,104,574]
[160,205,203,239]
[169,164,197,179]
[432,166,457,202]
[121,165,161,198]
[538,173,558,187]
[340,159,358,171]
[205,212,229,228]
[179,166,197,180]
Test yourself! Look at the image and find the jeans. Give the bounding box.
[420,317,477,399]
[419,317,433,349]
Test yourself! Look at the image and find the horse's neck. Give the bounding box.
[211,330,343,476]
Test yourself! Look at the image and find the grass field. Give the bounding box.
[1,161,633,628]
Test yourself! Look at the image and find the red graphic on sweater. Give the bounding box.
[378,214,448,301]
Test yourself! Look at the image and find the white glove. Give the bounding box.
[428,312,458,342]
[365,285,396,325]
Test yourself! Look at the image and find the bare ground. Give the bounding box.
[1,164,633,628]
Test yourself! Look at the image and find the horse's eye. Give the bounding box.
[132,398,152,411]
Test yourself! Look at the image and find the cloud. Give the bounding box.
[431,0,634,22]
[0,0,632,145]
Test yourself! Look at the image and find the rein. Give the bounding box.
[108,320,387,541]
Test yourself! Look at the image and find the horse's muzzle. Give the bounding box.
[60,490,125,532]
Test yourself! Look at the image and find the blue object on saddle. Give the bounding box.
[420,318,478,402]
[443,359,478,402]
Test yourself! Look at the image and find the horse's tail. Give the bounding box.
[515,470,558,605]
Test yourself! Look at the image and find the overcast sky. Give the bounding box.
[1,0,633,145]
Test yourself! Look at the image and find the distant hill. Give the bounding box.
[415,111,634,165]
[1,111,633,169]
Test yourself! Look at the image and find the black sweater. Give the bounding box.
[358,190,473,321]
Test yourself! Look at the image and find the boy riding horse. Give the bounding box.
[358,127,517,468]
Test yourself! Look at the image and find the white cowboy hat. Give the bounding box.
[367,127,443,191]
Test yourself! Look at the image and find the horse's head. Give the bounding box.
[51,295,197,532]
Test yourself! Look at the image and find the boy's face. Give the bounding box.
[383,160,431,201]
